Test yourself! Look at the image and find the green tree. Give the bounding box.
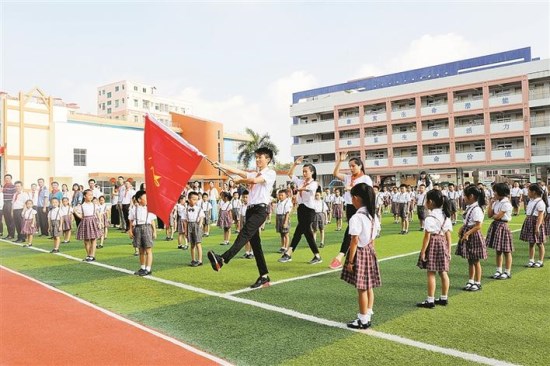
[237,128,279,169]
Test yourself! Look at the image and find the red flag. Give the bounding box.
[144,114,204,222]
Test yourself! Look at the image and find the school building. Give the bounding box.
[0,87,249,197]
[289,47,550,187]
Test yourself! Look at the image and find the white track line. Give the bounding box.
[0,264,233,366]
[0,236,522,366]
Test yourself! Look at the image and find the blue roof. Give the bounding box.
[292,47,532,104]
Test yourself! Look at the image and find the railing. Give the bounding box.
[531,146,550,156]
[530,117,550,128]
[529,90,550,100]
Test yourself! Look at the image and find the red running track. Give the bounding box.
[0,267,228,366]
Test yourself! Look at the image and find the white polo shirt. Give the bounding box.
[348,207,380,248]
[343,174,373,205]
[248,167,276,205]
[492,197,512,222]
[292,176,318,209]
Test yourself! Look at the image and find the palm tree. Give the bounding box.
[237,128,279,169]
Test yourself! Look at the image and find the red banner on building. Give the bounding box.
[144,114,204,222]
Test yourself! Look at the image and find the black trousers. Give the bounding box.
[338,204,357,254]
[122,204,130,231]
[3,201,14,237]
[289,204,319,255]
[13,208,24,241]
[0,209,3,234]
[222,205,268,276]
[37,206,48,235]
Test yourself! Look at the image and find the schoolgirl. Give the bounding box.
[486,183,514,279]
[520,184,547,268]
[217,192,233,246]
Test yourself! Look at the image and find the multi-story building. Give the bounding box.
[97,81,192,125]
[290,47,550,186]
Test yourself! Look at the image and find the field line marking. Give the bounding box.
[0,264,233,366]
[1,237,521,365]
[226,229,521,296]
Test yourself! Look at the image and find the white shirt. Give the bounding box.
[324,193,334,204]
[510,187,522,197]
[248,167,276,205]
[312,199,328,214]
[391,192,399,203]
[417,179,433,191]
[182,204,205,223]
[128,205,157,225]
[91,187,102,199]
[375,193,384,208]
[0,192,3,210]
[348,207,380,248]
[230,198,242,210]
[29,190,39,206]
[333,196,344,205]
[491,197,512,222]
[12,191,29,210]
[98,203,109,215]
[60,205,73,216]
[522,187,529,196]
[276,198,292,215]
[415,193,426,206]
[424,208,453,234]
[121,188,136,204]
[117,185,126,203]
[219,201,232,211]
[292,176,318,209]
[447,191,460,200]
[80,202,99,217]
[463,202,484,226]
[526,198,545,217]
[201,201,212,212]
[176,203,187,219]
[396,192,410,203]
[343,174,373,205]
[48,207,62,220]
[22,208,37,220]
[240,203,248,216]
[111,193,119,205]
[547,197,550,214]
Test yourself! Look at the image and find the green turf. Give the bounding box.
[1,212,548,365]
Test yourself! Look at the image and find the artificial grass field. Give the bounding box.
[0,211,548,366]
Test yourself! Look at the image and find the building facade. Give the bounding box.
[290,48,550,186]
[97,81,192,125]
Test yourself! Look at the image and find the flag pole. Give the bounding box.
[204,156,235,181]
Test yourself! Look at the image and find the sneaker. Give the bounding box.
[250,276,270,289]
[139,270,151,276]
[183,245,189,250]
[247,254,254,259]
[346,318,371,329]
[278,254,292,263]
[469,284,481,291]
[50,249,59,253]
[190,260,198,266]
[492,271,502,279]
[416,300,435,309]
[83,256,91,261]
[526,260,535,268]
[134,268,146,275]
[498,272,511,280]
[319,242,324,248]
[196,261,203,267]
[133,252,139,256]
[329,258,342,269]
[278,247,286,253]
[434,298,448,306]
[177,245,184,250]
[207,251,224,271]
[86,257,96,262]
[309,256,322,265]
[533,261,544,268]
[419,228,424,231]
[463,282,473,291]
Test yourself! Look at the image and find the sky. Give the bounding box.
[1,1,549,163]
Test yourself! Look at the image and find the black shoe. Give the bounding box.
[139,270,151,276]
[4,236,14,240]
[177,245,184,249]
[250,275,270,289]
[50,249,59,253]
[207,251,224,272]
[416,300,435,308]
[86,257,96,262]
[434,298,448,306]
[134,268,146,275]
[347,318,371,329]
[278,253,292,263]
[308,256,322,265]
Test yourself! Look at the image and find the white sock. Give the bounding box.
[427,296,435,303]
[475,281,481,285]
[440,295,448,300]
[141,265,146,270]
[145,266,151,271]
[468,279,474,284]
[358,313,370,323]
[496,267,502,273]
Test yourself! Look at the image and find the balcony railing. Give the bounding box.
[455,151,486,162]
[338,116,360,127]
[392,131,417,143]
[391,107,416,120]
[364,112,387,123]
[364,135,388,145]
[489,120,524,134]
[455,124,485,137]
[530,117,550,128]
[392,156,418,166]
[488,93,522,107]
[365,158,389,168]
[453,99,484,112]
[421,128,450,140]
[529,90,550,100]
[491,148,525,160]
[423,154,451,164]
[420,104,449,116]
[531,146,550,156]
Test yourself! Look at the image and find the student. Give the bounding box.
[455,185,487,291]
[176,195,188,250]
[60,197,73,244]
[275,189,292,254]
[373,186,383,223]
[520,184,547,268]
[21,199,37,248]
[206,147,276,289]
[97,195,109,249]
[71,183,83,228]
[240,190,254,259]
[447,183,460,224]
[217,192,233,246]
[323,187,334,224]
[200,193,212,237]
[382,187,391,214]
[416,184,427,231]
[416,190,453,308]
[278,156,322,264]
[129,190,157,276]
[391,186,400,224]
[165,203,177,241]
[75,189,103,262]
[184,191,205,267]
[341,183,381,329]
[329,152,373,269]
[333,188,344,231]
[312,191,328,248]
[397,184,410,234]
[48,198,62,253]
[510,182,522,216]
[521,183,530,214]
[230,191,242,234]
[407,185,415,222]
[486,183,514,279]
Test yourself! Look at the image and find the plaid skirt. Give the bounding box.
[333,204,343,219]
[311,213,325,231]
[341,245,381,290]
[62,215,72,232]
[21,219,36,235]
[455,225,487,260]
[276,214,289,234]
[187,222,203,245]
[520,215,547,244]
[417,234,450,272]
[77,216,103,240]
[217,210,232,229]
[177,219,185,234]
[49,220,61,238]
[486,221,514,252]
[546,214,550,239]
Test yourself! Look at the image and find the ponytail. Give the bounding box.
[464,185,486,209]
[350,183,375,219]
[426,189,451,218]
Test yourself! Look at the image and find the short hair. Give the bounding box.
[241,190,249,196]
[37,178,44,182]
[278,189,287,195]
[255,147,273,161]
[4,174,12,179]
[188,191,199,199]
[419,184,426,188]
[52,181,59,186]
[14,180,22,185]
[399,184,407,188]
[202,192,209,197]
[135,190,146,201]
[118,176,124,179]
[31,183,37,187]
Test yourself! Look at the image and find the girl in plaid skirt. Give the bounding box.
[456,185,487,292]
[21,200,37,248]
[520,184,547,268]
[75,189,103,262]
[341,183,381,329]
[176,196,188,250]
[487,183,514,279]
[416,190,453,308]
[217,192,233,246]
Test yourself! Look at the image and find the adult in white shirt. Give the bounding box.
[510,181,522,216]
[330,152,373,269]
[207,181,219,222]
[417,171,433,191]
[121,181,136,233]
[206,147,276,289]
[88,179,102,199]
[12,181,30,243]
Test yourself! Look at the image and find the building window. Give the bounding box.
[74,149,87,166]
[98,91,101,96]
[102,103,105,110]
[122,98,125,104]
[134,99,138,107]
[134,115,138,122]
[218,130,221,139]
[122,84,125,90]
[115,86,119,92]
[107,108,111,114]
[142,88,146,93]
[107,92,111,98]
[115,100,119,108]
[143,100,149,109]
[107,100,111,106]
[134,86,138,91]
[102,90,105,95]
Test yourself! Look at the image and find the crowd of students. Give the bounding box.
[2,155,549,330]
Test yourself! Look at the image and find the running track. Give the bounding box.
[0,267,228,366]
